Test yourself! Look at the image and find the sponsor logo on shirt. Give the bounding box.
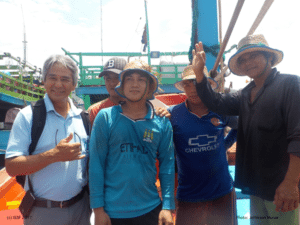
[120,143,148,154]
[186,135,219,153]
[188,135,217,147]
[211,117,221,126]
[143,129,153,143]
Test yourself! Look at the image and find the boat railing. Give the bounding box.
[61,48,189,86]
[78,64,188,86]
[0,71,45,101]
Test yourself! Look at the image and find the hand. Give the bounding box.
[192,41,206,83]
[158,209,174,225]
[273,180,299,212]
[50,133,85,162]
[94,208,111,225]
[155,107,171,118]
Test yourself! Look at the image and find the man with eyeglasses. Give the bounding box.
[88,57,127,126]
[194,34,300,224]
[164,65,238,225]
[5,55,90,225]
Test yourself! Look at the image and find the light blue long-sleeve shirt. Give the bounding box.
[89,103,175,218]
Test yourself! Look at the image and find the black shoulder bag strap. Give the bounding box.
[16,99,47,187]
[80,110,90,136]
[19,99,46,218]
[79,110,90,194]
[29,99,47,154]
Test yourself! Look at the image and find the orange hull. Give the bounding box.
[0,169,25,211]
[0,168,25,224]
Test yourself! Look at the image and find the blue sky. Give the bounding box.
[0,0,299,89]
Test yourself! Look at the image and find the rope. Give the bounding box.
[202,44,237,60]
[224,44,237,55]
[126,17,142,51]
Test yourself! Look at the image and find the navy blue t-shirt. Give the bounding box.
[169,102,237,202]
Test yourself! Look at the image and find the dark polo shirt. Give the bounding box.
[196,68,300,201]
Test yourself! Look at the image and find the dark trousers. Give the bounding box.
[110,203,162,225]
[24,192,91,225]
[176,190,237,225]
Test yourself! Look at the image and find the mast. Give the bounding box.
[21,5,27,68]
[144,0,151,66]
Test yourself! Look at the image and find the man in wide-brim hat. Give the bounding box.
[194,34,300,224]
[89,59,175,225]
[164,65,239,225]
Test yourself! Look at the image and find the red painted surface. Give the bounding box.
[155,93,187,106]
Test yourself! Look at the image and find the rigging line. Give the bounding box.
[126,17,142,52]
[135,17,142,33]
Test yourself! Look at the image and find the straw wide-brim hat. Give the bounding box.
[115,60,158,100]
[174,65,218,92]
[228,34,283,76]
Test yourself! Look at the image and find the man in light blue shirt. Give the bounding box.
[5,55,90,225]
[89,60,175,225]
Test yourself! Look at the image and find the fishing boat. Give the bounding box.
[1,0,279,223]
[0,52,46,224]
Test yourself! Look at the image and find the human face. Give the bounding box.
[237,51,271,79]
[104,72,120,98]
[44,63,76,103]
[182,79,202,104]
[123,72,149,102]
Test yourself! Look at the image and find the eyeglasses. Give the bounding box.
[55,129,81,150]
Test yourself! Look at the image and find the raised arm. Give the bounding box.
[192,42,240,116]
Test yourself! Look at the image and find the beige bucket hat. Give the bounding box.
[115,60,158,100]
[174,65,218,92]
[228,34,283,76]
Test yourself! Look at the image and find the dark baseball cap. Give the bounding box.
[99,57,127,77]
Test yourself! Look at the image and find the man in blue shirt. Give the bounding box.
[5,55,90,225]
[89,60,175,225]
[165,65,237,225]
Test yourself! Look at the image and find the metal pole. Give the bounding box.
[211,0,245,75]
[218,0,224,69]
[144,0,151,66]
[247,0,274,36]
[21,5,27,69]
